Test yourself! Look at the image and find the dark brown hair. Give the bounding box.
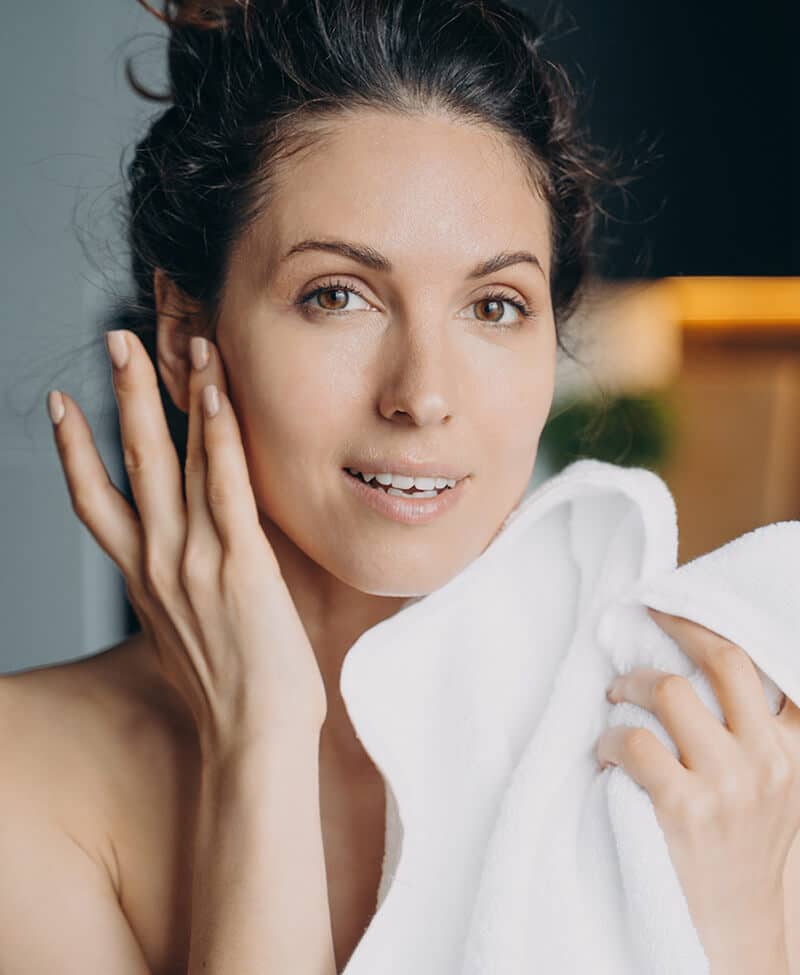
[123,0,615,355]
[19,0,622,469]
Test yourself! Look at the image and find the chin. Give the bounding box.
[350,571,461,599]
[330,536,489,599]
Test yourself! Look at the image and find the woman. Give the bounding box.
[2,1,797,973]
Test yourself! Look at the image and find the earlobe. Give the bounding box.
[154,268,205,414]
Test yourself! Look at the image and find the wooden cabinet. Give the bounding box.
[554,277,800,564]
[654,278,800,564]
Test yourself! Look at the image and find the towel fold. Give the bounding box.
[338,458,800,974]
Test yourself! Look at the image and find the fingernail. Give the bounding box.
[47,389,65,425]
[190,336,209,371]
[203,384,219,418]
[105,330,129,370]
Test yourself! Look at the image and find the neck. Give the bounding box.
[259,512,411,769]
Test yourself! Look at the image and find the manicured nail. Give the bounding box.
[190,336,209,371]
[203,384,219,418]
[47,390,65,425]
[105,330,129,370]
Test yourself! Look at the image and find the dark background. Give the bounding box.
[528,0,796,279]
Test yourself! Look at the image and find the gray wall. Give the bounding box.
[1,3,166,674]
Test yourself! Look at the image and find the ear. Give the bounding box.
[154,267,208,414]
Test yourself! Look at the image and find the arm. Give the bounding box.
[0,702,151,973]
[48,328,334,971]
[0,710,334,975]
[188,726,336,974]
[0,820,152,974]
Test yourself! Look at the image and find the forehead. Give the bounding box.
[243,109,552,284]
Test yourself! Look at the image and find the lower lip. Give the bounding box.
[342,469,470,525]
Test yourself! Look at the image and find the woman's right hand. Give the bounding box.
[48,326,328,760]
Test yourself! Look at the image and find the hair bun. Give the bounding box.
[137,0,243,31]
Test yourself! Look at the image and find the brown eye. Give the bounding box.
[476,298,505,324]
[317,288,349,310]
[469,291,532,329]
[298,279,372,314]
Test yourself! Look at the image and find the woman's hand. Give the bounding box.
[48,328,327,759]
[596,607,800,969]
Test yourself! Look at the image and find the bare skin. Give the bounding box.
[10,106,797,973]
[7,614,800,974]
[0,108,556,973]
[0,631,386,974]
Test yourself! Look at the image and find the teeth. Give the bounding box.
[349,469,458,489]
[390,474,415,490]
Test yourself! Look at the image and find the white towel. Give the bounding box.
[338,457,800,974]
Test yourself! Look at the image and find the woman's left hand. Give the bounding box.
[596,607,800,968]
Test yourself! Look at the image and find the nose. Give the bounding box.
[376,319,457,426]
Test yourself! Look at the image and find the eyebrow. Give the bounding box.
[281,237,545,279]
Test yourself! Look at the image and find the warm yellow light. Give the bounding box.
[661,276,800,328]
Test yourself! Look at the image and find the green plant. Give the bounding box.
[540,391,677,473]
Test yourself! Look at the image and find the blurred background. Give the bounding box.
[1,0,796,673]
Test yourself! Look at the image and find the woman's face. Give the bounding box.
[215,109,557,597]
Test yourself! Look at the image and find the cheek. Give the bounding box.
[235,336,338,438]
[224,348,334,508]
[477,357,555,469]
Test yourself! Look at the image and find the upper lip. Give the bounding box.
[344,458,470,480]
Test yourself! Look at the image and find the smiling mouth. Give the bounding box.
[344,468,453,496]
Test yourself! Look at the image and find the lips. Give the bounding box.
[342,464,469,525]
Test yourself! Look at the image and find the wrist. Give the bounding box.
[704,903,789,975]
[199,710,324,772]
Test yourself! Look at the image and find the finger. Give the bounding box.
[49,388,143,582]
[106,330,186,568]
[184,335,226,563]
[645,607,772,741]
[607,668,733,772]
[596,725,691,804]
[201,382,265,559]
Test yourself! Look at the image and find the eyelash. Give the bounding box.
[296,277,536,328]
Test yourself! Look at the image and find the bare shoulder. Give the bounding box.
[0,635,202,972]
[0,632,200,895]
